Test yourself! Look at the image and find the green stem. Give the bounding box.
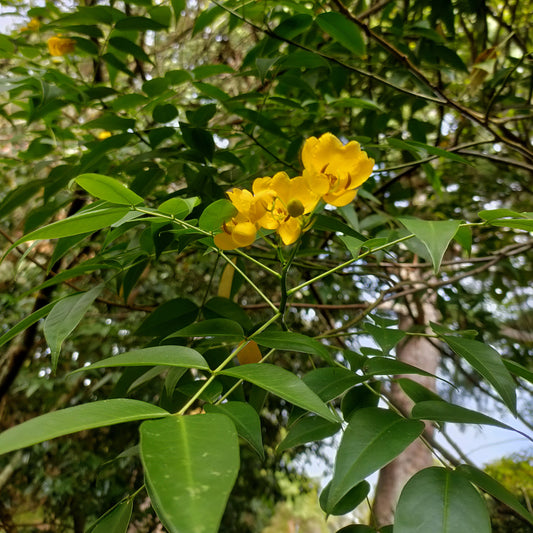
[234,248,281,278]
[288,233,415,295]
[215,348,276,405]
[219,251,279,312]
[175,313,281,415]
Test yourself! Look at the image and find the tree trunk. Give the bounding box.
[372,275,440,527]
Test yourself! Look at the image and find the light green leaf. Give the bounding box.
[399,218,461,273]
[158,197,200,218]
[338,235,364,258]
[455,465,533,526]
[140,414,239,533]
[204,401,264,460]
[316,12,366,57]
[253,331,333,364]
[3,207,130,260]
[86,500,133,533]
[44,285,103,370]
[0,399,168,455]
[327,407,424,509]
[72,345,210,373]
[75,174,144,205]
[199,199,237,232]
[441,335,516,414]
[220,364,340,423]
[395,467,491,533]
[406,140,471,164]
[277,415,341,453]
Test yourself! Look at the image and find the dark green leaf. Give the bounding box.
[320,480,370,516]
[166,318,244,341]
[277,415,341,452]
[109,36,153,64]
[364,324,406,354]
[441,335,516,414]
[153,103,179,123]
[327,408,424,509]
[136,298,199,337]
[115,16,167,31]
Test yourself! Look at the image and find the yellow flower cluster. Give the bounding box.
[20,18,41,32]
[214,133,374,250]
[47,36,76,57]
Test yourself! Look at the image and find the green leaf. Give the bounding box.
[86,500,133,533]
[303,368,362,401]
[395,467,491,533]
[3,207,130,258]
[44,286,103,370]
[153,103,179,123]
[193,64,234,80]
[397,378,443,403]
[166,318,244,341]
[136,298,199,337]
[399,218,461,273]
[204,401,264,460]
[364,357,446,383]
[320,480,370,516]
[478,208,523,222]
[503,359,533,384]
[73,345,210,373]
[364,324,406,354]
[314,214,367,241]
[109,36,153,64]
[199,199,237,232]
[115,16,167,31]
[338,235,364,258]
[220,364,340,423]
[75,174,144,205]
[273,14,313,39]
[158,197,200,218]
[253,331,333,364]
[455,465,533,526]
[0,399,168,455]
[0,301,57,349]
[316,12,366,57]
[327,408,424,509]
[411,400,521,434]
[0,180,43,218]
[140,414,239,533]
[341,383,380,420]
[277,415,341,453]
[441,335,516,414]
[406,140,471,164]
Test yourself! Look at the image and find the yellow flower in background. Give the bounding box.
[98,131,112,140]
[302,132,374,207]
[213,189,265,250]
[21,18,41,32]
[47,36,76,57]
[253,171,319,245]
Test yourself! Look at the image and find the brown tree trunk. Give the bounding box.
[372,274,440,527]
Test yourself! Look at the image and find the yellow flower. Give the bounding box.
[21,18,41,32]
[47,36,76,57]
[301,132,374,207]
[98,131,112,140]
[214,189,265,250]
[253,171,319,245]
